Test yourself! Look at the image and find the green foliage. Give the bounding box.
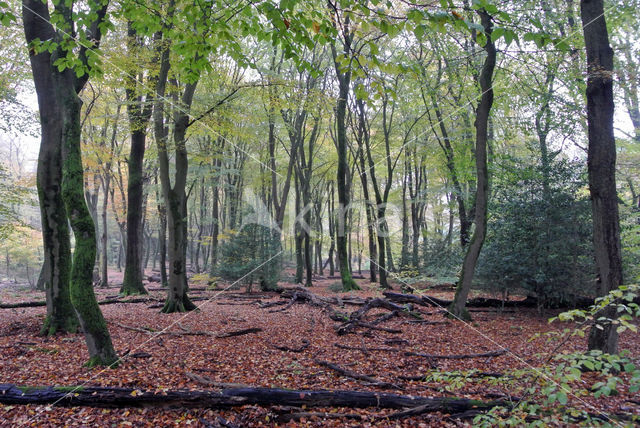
[218,219,282,291]
[422,237,463,278]
[470,285,640,426]
[620,205,640,282]
[476,157,594,306]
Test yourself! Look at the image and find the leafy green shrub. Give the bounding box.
[476,158,594,306]
[217,223,282,291]
[422,237,463,278]
[620,205,640,283]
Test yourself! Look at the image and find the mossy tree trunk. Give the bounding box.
[449,10,496,321]
[58,77,118,367]
[23,0,77,336]
[23,0,117,365]
[581,0,623,354]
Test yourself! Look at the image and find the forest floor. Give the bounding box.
[0,269,639,427]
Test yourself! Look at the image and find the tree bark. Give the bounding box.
[331,19,359,291]
[581,0,623,354]
[0,384,508,414]
[23,0,78,336]
[121,24,156,296]
[450,10,496,321]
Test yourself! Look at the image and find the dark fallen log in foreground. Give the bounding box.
[0,384,508,414]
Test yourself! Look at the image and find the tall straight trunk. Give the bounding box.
[209,174,220,273]
[450,10,496,320]
[327,182,336,277]
[331,32,359,291]
[155,175,168,286]
[157,80,198,313]
[24,0,77,336]
[100,175,110,287]
[152,19,195,311]
[121,23,155,296]
[354,95,377,283]
[581,0,623,354]
[120,125,148,295]
[294,174,304,284]
[400,166,410,268]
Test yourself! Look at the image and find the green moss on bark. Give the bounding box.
[59,85,118,367]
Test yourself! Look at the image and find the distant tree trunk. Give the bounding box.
[450,10,496,321]
[327,181,336,277]
[354,94,377,283]
[99,174,110,288]
[121,23,154,296]
[429,87,471,248]
[155,175,168,287]
[581,0,623,354]
[294,175,304,284]
[209,172,220,273]
[400,164,410,268]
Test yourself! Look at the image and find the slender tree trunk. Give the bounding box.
[581,0,623,354]
[450,10,496,320]
[331,36,359,291]
[100,175,110,288]
[120,125,149,295]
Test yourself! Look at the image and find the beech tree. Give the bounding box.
[449,9,497,320]
[23,0,118,365]
[580,0,623,354]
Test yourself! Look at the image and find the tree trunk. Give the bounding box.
[331,35,359,291]
[23,0,78,336]
[450,10,496,321]
[100,175,110,288]
[581,0,623,354]
[59,79,118,366]
[121,23,156,296]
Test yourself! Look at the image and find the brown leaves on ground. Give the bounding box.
[0,269,638,427]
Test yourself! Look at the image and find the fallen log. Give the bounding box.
[216,327,262,338]
[0,383,509,413]
[335,344,400,353]
[315,360,403,390]
[382,291,612,310]
[185,372,251,389]
[113,323,261,338]
[1,297,158,309]
[337,320,402,336]
[0,301,46,309]
[271,339,310,353]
